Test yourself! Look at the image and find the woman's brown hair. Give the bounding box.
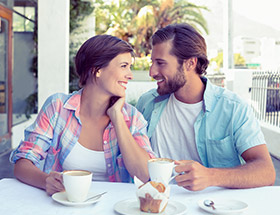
[75,35,135,87]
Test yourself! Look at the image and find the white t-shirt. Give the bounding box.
[63,142,109,181]
[151,93,203,163]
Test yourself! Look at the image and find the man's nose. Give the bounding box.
[149,63,157,78]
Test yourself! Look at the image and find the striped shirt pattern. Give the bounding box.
[10,89,155,182]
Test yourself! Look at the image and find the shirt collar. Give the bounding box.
[64,89,83,118]
[202,76,220,112]
[151,76,219,113]
[151,89,171,103]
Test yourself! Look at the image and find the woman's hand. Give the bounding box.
[14,159,65,195]
[107,97,125,123]
[45,171,65,195]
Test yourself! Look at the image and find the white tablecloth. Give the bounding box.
[0,178,279,215]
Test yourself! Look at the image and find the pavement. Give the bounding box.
[1,149,280,185]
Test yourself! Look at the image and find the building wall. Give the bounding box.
[38,0,69,110]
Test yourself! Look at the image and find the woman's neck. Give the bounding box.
[80,86,110,120]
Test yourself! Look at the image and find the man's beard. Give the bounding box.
[157,66,186,96]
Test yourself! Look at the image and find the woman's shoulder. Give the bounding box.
[43,92,70,105]
[41,92,77,113]
[123,102,142,115]
[123,102,146,120]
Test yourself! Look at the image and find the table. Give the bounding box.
[0,178,279,214]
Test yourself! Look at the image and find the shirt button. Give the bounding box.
[104,141,107,144]
[107,164,111,167]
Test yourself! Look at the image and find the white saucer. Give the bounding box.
[52,191,102,206]
[197,198,248,214]
[114,199,187,215]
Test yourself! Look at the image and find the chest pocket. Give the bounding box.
[207,135,241,168]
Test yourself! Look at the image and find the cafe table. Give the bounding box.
[0,178,279,215]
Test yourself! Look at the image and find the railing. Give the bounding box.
[206,74,225,88]
[251,70,280,127]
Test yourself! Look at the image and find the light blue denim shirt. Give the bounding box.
[136,77,266,168]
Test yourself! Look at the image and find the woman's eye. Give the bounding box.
[121,64,127,68]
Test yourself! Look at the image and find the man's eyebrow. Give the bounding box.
[152,58,166,62]
[155,58,167,62]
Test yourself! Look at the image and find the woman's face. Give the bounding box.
[97,52,133,98]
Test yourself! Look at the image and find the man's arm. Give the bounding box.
[175,144,276,191]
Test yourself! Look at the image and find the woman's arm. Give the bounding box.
[14,158,64,195]
[107,98,151,182]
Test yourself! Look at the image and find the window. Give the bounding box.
[13,6,35,32]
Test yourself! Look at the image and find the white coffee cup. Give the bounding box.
[62,170,93,202]
[148,158,177,184]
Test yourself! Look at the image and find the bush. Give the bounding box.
[131,56,151,71]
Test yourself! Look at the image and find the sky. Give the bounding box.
[188,0,280,31]
[233,0,280,31]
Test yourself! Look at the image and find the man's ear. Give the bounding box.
[184,57,197,71]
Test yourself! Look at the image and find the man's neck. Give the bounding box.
[174,75,205,104]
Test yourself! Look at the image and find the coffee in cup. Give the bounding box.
[62,170,93,202]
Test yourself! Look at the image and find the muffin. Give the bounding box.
[137,181,170,213]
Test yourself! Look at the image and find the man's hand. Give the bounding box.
[45,171,65,195]
[174,160,212,191]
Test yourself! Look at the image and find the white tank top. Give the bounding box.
[151,93,203,163]
[62,142,109,181]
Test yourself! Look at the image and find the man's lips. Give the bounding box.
[156,79,164,86]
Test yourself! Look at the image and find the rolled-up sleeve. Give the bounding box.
[10,96,57,167]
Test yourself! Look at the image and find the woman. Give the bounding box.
[10,35,155,195]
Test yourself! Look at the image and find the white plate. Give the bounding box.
[52,191,102,207]
[197,198,248,214]
[114,199,187,215]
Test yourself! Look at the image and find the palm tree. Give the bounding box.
[94,0,209,56]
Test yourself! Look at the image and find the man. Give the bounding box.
[136,23,275,191]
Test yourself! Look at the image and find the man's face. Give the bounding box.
[150,40,186,95]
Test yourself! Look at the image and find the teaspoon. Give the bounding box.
[85,191,107,202]
[204,199,216,210]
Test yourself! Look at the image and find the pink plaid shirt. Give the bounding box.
[10,89,155,182]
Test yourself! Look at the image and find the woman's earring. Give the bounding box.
[96,70,101,78]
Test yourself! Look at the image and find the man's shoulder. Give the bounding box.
[137,89,157,107]
[206,80,246,106]
[140,88,158,99]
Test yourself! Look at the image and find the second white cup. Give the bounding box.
[62,170,93,202]
[148,158,177,184]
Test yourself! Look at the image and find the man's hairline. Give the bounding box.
[152,38,183,65]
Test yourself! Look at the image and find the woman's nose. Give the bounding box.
[126,69,133,80]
